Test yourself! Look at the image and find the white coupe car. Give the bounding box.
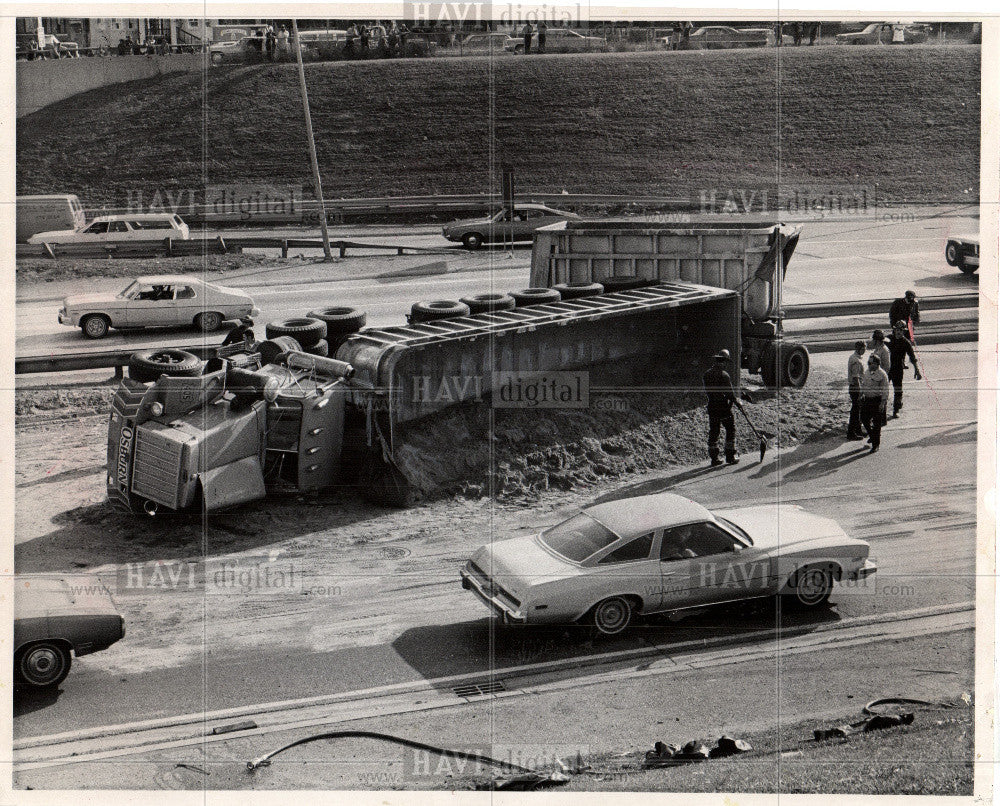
[59,275,258,339]
[29,213,190,245]
[461,492,876,635]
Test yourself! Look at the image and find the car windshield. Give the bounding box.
[117,281,140,299]
[718,517,754,546]
[539,513,620,562]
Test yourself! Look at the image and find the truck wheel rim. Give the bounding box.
[595,598,630,633]
[21,645,66,685]
[796,569,830,604]
[788,352,807,384]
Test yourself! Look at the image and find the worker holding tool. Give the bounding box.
[889,290,920,335]
[703,349,739,466]
[859,354,890,453]
[887,320,921,418]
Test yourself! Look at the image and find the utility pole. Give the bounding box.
[292,19,333,260]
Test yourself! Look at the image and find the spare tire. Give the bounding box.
[601,277,653,293]
[258,336,301,365]
[265,317,326,348]
[128,349,203,384]
[307,306,367,336]
[459,293,516,315]
[410,300,471,324]
[304,338,330,357]
[554,281,605,300]
[511,288,562,307]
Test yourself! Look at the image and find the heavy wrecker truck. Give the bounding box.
[107,221,804,514]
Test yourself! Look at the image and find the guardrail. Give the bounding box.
[14,294,978,376]
[17,237,455,260]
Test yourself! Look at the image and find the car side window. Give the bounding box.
[86,222,109,234]
[109,221,129,233]
[525,209,544,219]
[661,522,737,561]
[175,286,195,299]
[599,532,655,564]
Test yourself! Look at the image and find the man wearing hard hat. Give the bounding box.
[703,349,739,466]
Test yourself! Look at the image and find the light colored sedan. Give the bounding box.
[15,574,125,689]
[461,492,876,635]
[443,204,579,250]
[686,26,769,48]
[29,213,190,245]
[59,275,259,338]
[504,28,607,53]
[945,234,979,274]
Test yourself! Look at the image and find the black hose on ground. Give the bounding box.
[863,696,968,715]
[247,729,535,772]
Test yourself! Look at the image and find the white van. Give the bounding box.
[17,195,86,243]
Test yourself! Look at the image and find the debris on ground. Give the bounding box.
[643,735,752,768]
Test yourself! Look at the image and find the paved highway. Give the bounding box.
[14,210,978,359]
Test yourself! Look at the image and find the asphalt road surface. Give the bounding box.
[13,346,977,741]
[15,209,978,359]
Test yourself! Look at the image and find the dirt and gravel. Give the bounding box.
[16,253,293,284]
[17,47,979,206]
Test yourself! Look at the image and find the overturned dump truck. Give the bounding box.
[530,221,807,387]
[107,221,800,513]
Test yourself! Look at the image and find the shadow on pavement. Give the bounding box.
[897,422,976,450]
[392,598,842,692]
[13,684,63,718]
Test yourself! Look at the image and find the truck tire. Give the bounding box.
[781,343,810,388]
[265,317,326,348]
[511,288,562,307]
[305,338,330,357]
[258,336,301,365]
[307,306,367,336]
[459,292,516,314]
[600,277,652,293]
[554,281,604,300]
[128,349,203,384]
[409,300,471,323]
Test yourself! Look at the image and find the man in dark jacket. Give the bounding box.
[889,290,920,333]
[887,320,921,417]
[703,349,739,466]
[522,22,533,53]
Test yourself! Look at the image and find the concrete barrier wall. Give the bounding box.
[17,54,205,117]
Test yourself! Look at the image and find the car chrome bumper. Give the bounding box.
[847,560,878,580]
[965,256,979,267]
[460,569,526,624]
[250,307,261,317]
[58,311,67,324]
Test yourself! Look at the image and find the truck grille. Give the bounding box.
[131,427,183,508]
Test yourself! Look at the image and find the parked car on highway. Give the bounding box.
[209,36,255,63]
[835,22,930,45]
[443,204,580,249]
[503,28,607,53]
[14,574,125,689]
[28,213,190,245]
[59,275,259,339]
[461,492,876,635]
[945,234,979,274]
[686,26,770,48]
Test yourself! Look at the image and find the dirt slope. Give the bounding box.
[17,46,980,206]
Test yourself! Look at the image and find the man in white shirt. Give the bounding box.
[847,340,866,440]
[859,355,890,453]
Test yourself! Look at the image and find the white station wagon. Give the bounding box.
[29,213,190,245]
[461,492,876,635]
[59,275,258,339]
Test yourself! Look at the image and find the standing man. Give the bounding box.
[847,340,866,439]
[887,320,921,418]
[889,289,920,335]
[521,22,534,54]
[809,21,820,44]
[703,349,739,466]
[398,22,409,56]
[277,25,290,58]
[793,22,803,45]
[537,20,547,53]
[869,329,891,377]
[859,355,890,453]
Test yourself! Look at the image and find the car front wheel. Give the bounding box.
[195,311,224,332]
[462,232,485,250]
[16,642,72,688]
[81,314,111,339]
[590,596,633,635]
[945,242,959,266]
[788,566,833,608]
